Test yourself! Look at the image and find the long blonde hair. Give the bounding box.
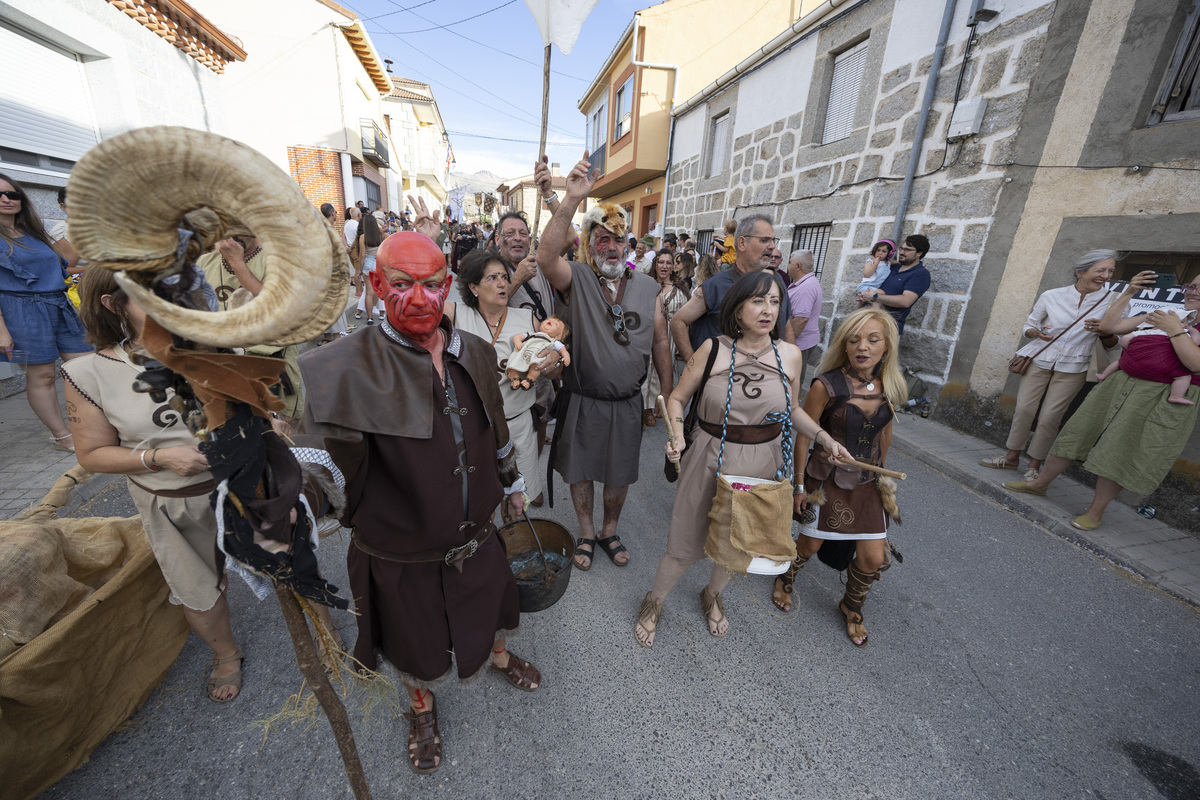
[816,307,907,406]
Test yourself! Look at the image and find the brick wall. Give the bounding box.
[287,145,346,236]
[352,160,389,212]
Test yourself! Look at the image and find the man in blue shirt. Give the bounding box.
[858,234,930,334]
[671,214,793,359]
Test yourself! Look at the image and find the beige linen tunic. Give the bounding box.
[61,348,221,610]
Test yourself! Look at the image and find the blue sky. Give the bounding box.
[337,0,651,180]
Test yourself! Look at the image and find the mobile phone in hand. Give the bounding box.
[1153,273,1176,290]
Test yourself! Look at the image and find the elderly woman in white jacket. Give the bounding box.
[979,249,1120,480]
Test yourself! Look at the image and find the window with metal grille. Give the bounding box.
[791,223,832,275]
[696,229,715,258]
[615,76,634,139]
[821,40,869,144]
[707,113,731,177]
[1148,3,1200,125]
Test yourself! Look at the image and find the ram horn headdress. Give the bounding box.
[67,126,348,348]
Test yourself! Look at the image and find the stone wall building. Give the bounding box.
[664,0,1200,527]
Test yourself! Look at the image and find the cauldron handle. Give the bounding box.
[520,510,552,583]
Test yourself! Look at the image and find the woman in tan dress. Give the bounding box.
[61,268,339,702]
[635,271,849,647]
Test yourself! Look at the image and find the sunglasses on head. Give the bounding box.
[0,190,22,201]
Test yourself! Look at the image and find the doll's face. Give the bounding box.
[540,318,566,340]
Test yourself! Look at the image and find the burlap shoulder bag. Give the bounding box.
[704,339,797,575]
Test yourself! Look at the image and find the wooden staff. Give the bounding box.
[657,394,676,449]
[530,44,551,242]
[837,457,906,480]
[657,394,679,481]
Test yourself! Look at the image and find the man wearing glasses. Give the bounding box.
[669,214,793,361]
[857,233,930,334]
[536,152,673,571]
[494,210,554,324]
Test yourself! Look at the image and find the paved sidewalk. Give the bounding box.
[891,412,1200,609]
[0,384,120,521]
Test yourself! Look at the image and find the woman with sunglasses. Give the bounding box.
[0,174,91,451]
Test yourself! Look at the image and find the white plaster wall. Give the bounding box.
[1,0,227,141]
[671,106,706,162]
[732,36,817,139]
[880,0,1047,74]
[190,0,381,173]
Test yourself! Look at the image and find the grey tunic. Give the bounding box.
[552,261,658,487]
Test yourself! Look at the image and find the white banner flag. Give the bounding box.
[522,0,603,55]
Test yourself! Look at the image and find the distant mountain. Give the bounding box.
[448,170,504,192]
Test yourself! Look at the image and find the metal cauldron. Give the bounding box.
[499,514,575,613]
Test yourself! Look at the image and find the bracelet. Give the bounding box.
[150,448,160,468]
[139,449,162,472]
[1169,331,1188,339]
[543,191,558,204]
[793,483,805,495]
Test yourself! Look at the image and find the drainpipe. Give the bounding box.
[340,152,356,208]
[632,13,678,237]
[891,0,960,243]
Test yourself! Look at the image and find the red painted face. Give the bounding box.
[368,233,452,340]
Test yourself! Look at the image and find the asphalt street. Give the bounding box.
[42,421,1200,800]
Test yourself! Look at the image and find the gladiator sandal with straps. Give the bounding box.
[772,553,811,613]
[838,561,881,648]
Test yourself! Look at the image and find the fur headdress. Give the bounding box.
[578,202,629,271]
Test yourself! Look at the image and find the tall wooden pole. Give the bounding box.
[531,44,551,246]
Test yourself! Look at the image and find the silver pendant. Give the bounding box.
[866,382,875,392]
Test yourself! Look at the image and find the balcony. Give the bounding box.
[360,119,389,169]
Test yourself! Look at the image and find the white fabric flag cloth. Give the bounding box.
[522,0,602,55]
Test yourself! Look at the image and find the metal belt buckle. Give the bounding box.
[445,538,479,565]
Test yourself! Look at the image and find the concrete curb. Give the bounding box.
[891,424,1200,611]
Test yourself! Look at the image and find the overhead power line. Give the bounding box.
[446,130,583,145]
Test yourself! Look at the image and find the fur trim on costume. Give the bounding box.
[806,487,827,507]
[877,476,901,525]
[299,462,347,522]
[578,202,629,271]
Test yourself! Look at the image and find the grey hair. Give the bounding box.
[734,214,773,245]
[790,249,815,269]
[1073,249,1120,275]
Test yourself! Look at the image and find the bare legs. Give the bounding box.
[1014,454,1127,526]
[27,353,89,448]
[182,584,240,701]
[569,481,629,568]
[635,554,732,646]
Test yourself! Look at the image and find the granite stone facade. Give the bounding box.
[665,0,1056,392]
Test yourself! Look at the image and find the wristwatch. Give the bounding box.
[873,290,880,301]
[542,191,558,204]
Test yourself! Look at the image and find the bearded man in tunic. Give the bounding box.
[536,152,673,570]
[293,230,541,775]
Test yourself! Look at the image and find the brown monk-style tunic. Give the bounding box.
[296,318,520,684]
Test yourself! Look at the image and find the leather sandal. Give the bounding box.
[404,694,442,773]
[772,562,800,612]
[206,647,244,703]
[574,537,595,571]
[635,592,663,648]
[490,651,541,691]
[700,586,728,638]
[595,534,629,567]
[839,600,868,647]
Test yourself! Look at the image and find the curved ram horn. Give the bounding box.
[68,126,348,348]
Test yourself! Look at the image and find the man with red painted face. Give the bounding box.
[535,152,674,571]
[293,231,540,774]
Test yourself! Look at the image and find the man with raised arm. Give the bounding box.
[535,152,673,570]
[670,214,792,362]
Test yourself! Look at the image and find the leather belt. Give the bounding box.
[128,477,217,498]
[351,521,495,573]
[697,419,782,444]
